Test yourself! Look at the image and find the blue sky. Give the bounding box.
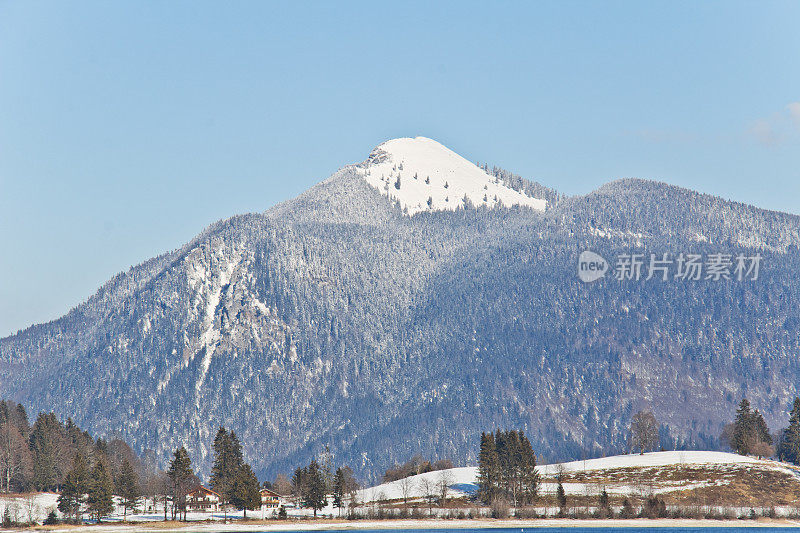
[1,0,799,336]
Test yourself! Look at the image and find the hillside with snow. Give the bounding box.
[3,137,800,482]
[358,137,546,215]
[358,451,800,504]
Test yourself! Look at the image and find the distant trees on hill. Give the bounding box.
[721,398,773,457]
[382,454,453,483]
[0,398,146,521]
[477,430,538,507]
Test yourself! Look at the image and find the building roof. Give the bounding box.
[188,485,221,498]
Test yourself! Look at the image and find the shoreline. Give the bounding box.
[16,517,800,533]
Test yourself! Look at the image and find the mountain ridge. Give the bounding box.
[2,138,800,482]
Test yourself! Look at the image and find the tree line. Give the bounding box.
[721,398,773,457]
[0,400,143,509]
[291,447,358,517]
[382,455,454,483]
[477,430,538,507]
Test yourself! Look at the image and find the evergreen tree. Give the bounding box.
[598,489,612,518]
[209,427,259,519]
[477,432,500,503]
[302,459,327,517]
[166,447,194,521]
[230,463,261,519]
[58,453,89,521]
[752,410,772,445]
[14,405,29,439]
[116,458,140,520]
[732,398,773,455]
[332,468,344,512]
[556,480,567,517]
[517,431,539,504]
[30,413,65,491]
[479,430,539,506]
[319,445,334,494]
[86,460,115,522]
[291,466,305,507]
[733,398,753,454]
[332,466,357,516]
[210,427,236,518]
[494,430,509,499]
[779,397,800,464]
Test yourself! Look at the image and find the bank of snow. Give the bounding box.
[358,137,546,215]
[357,450,799,503]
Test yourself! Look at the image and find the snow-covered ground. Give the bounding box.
[3,451,798,526]
[357,450,800,503]
[0,493,295,525]
[358,137,546,215]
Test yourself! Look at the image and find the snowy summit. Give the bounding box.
[357,136,547,215]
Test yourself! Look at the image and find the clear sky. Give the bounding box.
[1,1,799,337]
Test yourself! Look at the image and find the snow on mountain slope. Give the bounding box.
[357,451,798,503]
[357,137,546,215]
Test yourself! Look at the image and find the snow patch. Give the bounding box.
[357,137,546,215]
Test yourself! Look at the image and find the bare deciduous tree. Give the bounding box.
[417,477,436,516]
[629,411,659,454]
[0,423,32,493]
[437,470,453,506]
[398,475,413,504]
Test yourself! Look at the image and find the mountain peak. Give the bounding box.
[357,137,546,215]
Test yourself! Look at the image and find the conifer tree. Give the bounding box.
[332,466,356,516]
[477,432,499,503]
[58,453,89,521]
[733,398,753,454]
[87,460,115,522]
[332,468,344,515]
[752,410,772,445]
[230,463,261,519]
[117,458,140,520]
[733,398,773,455]
[779,397,800,464]
[518,431,539,504]
[166,447,194,521]
[479,430,538,506]
[598,489,611,518]
[291,466,305,507]
[302,459,327,517]
[210,427,235,518]
[556,479,567,517]
[30,413,64,491]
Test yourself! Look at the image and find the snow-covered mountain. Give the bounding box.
[2,137,800,482]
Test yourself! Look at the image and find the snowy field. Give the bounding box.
[2,451,799,528]
[356,450,800,503]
